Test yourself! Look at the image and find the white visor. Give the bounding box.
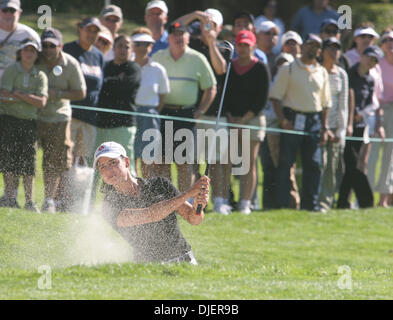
[354,27,380,39]
[132,33,155,43]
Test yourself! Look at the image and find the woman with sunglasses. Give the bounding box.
[0,38,47,211]
[131,27,170,178]
[95,26,113,57]
[345,24,384,194]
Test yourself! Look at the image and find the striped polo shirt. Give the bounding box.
[152,46,216,106]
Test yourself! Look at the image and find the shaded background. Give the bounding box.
[21,0,393,31]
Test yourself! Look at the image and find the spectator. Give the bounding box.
[63,17,105,164]
[260,52,300,210]
[95,25,113,56]
[0,0,41,204]
[176,8,232,214]
[337,46,383,209]
[319,18,350,72]
[232,11,267,64]
[152,22,216,194]
[345,25,384,191]
[37,28,86,213]
[281,30,303,58]
[254,0,285,55]
[318,38,349,212]
[144,0,169,56]
[375,31,393,207]
[291,0,339,40]
[255,20,279,74]
[224,30,270,214]
[270,34,332,211]
[92,34,142,202]
[132,28,170,178]
[99,4,123,61]
[0,38,47,211]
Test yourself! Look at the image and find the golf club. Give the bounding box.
[196,40,234,214]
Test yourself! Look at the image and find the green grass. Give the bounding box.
[1,206,393,299]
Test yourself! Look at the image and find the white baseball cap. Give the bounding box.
[255,20,278,34]
[281,30,303,46]
[132,33,155,43]
[94,141,127,169]
[204,8,223,28]
[354,27,379,39]
[145,0,168,14]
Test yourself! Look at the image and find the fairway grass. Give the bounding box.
[1,206,393,299]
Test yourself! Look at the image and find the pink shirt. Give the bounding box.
[379,57,393,104]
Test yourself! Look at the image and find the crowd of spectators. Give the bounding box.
[0,0,392,215]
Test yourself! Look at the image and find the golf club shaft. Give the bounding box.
[196,61,232,214]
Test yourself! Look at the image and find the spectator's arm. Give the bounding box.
[194,85,216,118]
[13,91,47,109]
[175,10,211,27]
[157,94,166,113]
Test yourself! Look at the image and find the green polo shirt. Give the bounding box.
[37,51,86,123]
[0,62,48,120]
[152,46,216,106]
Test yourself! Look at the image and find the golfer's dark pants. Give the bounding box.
[337,127,374,208]
[276,108,322,211]
[260,139,278,209]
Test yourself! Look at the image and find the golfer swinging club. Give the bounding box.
[94,141,210,265]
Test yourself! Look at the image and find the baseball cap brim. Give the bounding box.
[42,38,60,46]
[236,38,255,46]
[93,152,121,169]
[21,41,41,51]
[0,2,20,10]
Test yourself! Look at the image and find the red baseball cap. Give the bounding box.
[235,30,256,46]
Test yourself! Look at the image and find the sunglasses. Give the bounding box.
[1,7,17,14]
[324,28,339,35]
[98,37,110,46]
[105,17,120,23]
[264,31,279,36]
[134,42,151,47]
[359,34,374,39]
[42,43,56,49]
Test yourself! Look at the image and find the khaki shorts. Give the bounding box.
[195,115,229,164]
[71,118,97,158]
[38,120,73,174]
[247,114,266,142]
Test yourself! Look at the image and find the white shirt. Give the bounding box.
[135,58,170,107]
[0,23,40,79]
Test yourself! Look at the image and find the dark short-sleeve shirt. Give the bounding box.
[189,37,225,117]
[96,60,141,128]
[63,41,104,125]
[348,63,374,127]
[101,177,191,263]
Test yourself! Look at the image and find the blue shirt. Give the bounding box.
[149,30,169,57]
[291,6,340,39]
[63,41,105,125]
[254,48,268,65]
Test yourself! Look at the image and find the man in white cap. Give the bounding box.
[94,141,210,264]
[99,4,123,61]
[281,30,303,58]
[0,0,41,206]
[144,0,169,56]
[255,20,280,74]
